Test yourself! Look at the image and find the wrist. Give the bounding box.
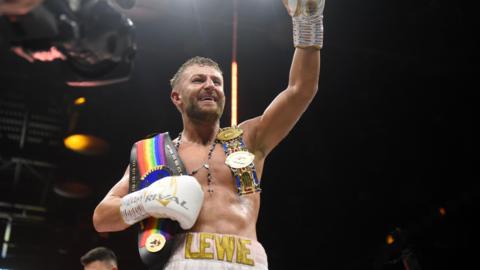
[120,190,149,225]
[292,14,324,49]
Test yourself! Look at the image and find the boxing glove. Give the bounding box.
[120,175,204,230]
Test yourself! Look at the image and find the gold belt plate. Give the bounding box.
[217,127,243,141]
[225,151,255,169]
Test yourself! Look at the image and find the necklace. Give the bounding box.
[174,132,217,194]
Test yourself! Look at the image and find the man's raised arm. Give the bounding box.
[242,0,324,157]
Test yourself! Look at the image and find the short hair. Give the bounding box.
[170,56,223,88]
[80,246,117,267]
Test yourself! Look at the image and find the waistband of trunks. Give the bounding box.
[167,232,268,268]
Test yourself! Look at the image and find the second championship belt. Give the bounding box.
[129,132,187,269]
[217,127,261,195]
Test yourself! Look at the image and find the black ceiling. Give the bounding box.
[0,0,477,269]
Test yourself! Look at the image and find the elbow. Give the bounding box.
[92,208,104,232]
[290,84,318,101]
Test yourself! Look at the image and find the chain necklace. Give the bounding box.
[174,132,217,194]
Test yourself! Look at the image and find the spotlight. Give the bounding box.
[74,97,87,106]
[63,134,108,155]
[63,97,109,155]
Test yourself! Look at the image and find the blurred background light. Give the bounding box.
[63,134,109,155]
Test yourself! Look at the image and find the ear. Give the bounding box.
[171,89,183,112]
[171,89,181,104]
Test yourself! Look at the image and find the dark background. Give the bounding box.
[0,0,477,269]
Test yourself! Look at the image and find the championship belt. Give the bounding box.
[216,127,261,195]
[129,132,187,269]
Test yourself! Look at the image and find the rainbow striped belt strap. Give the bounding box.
[129,132,186,268]
[130,132,186,191]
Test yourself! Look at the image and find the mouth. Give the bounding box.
[198,95,217,102]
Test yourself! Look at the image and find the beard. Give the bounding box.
[185,97,225,123]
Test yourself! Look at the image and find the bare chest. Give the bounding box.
[178,144,236,191]
[176,141,261,236]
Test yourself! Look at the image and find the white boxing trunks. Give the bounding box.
[164,232,268,270]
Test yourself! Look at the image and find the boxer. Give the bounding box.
[93,1,325,269]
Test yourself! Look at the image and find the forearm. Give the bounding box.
[93,196,130,232]
[93,175,204,232]
[284,0,324,98]
[288,47,320,98]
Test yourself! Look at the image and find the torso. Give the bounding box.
[175,133,264,240]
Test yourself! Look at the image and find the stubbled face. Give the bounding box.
[173,64,225,123]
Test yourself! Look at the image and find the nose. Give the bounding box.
[203,78,216,91]
[206,78,215,87]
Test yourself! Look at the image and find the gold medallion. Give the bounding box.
[217,127,243,141]
[146,233,166,253]
[225,151,255,169]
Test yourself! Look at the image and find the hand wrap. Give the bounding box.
[284,0,325,49]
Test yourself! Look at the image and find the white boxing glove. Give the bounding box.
[120,175,204,230]
[283,0,325,49]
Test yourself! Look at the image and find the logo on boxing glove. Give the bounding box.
[144,177,189,210]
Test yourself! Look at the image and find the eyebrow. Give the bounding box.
[191,73,223,83]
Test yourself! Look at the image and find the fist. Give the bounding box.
[143,175,204,229]
[283,0,325,17]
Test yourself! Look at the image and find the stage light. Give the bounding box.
[231,0,238,126]
[64,134,109,155]
[231,61,238,126]
[74,97,86,105]
[386,234,395,245]
[64,96,109,155]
